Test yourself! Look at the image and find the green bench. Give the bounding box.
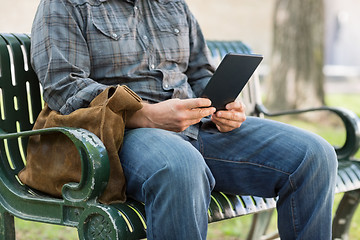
[0,33,359,239]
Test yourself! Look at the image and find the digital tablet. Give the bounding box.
[201,53,263,110]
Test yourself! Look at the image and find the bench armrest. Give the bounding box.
[255,104,360,160]
[0,127,110,203]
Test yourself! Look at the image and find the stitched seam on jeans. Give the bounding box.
[197,133,205,155]
[205,157,292,176]
[288,173,301,238]
[289,184,299,239]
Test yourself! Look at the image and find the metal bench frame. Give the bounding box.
[0,33,359,240]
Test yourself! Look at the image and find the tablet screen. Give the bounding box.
[201,53,263,110]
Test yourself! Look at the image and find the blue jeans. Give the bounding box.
[119,117,337,240]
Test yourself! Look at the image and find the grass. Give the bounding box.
[14,93,360,239]
[15,219,77,240]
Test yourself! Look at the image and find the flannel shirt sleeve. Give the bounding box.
[30,0,108,115]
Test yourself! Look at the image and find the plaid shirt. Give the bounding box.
[31,0,216,138]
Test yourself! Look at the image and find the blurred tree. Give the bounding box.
[265,0,325,110]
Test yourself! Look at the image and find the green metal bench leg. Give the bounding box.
[0,210,15,240]
[78,204,141,240]
[78,206,120,240]
[332,189,360,240]
[247,210,278,240]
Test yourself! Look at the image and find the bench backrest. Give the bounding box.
[0,34,42,177]
[0,33,262,175]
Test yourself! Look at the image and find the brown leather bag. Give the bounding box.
[18,85,142,204]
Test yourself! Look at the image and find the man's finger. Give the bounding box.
[188,106,216,120]
[226,101,246,111]
[212,115,243,131]
[182,98,212,109]
[216,111,245,122]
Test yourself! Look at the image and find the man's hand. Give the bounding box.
[126,98,216,132]
[211,101,246,132]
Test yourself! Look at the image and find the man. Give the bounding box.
[31,0,337,239]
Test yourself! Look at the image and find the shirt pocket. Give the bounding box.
[152,0,190,64]
[87,2,137,78]
[91,3,130,40]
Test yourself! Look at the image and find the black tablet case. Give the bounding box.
[201,53,263,110]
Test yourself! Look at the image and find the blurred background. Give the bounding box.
[1,0,360,79]
[1,0,359,239]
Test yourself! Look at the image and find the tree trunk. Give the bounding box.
[265,0,325,111]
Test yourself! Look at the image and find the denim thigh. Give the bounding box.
[191,116,336,198]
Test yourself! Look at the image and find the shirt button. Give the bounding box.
[112,33,118,38]
[134,6,138,10]
[174,28,180,34]
[164,84,169,88]
[150,64,155,69]
[143,35,148,40]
